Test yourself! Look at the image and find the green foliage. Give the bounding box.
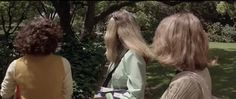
[221,24,236,42]
[207,22,224,42]
[207,22,236,42]
[56,34,106,99]
[216,1,236,21]
[126,1,171,43]
[0,43,13,81]
[72,5,86,33]
[0,1,31,24]
[216,1,229,14]
[0,34,19,85]
[95,1,113,15]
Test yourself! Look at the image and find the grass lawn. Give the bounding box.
[145,42,236,99]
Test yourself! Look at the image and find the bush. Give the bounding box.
[0,42,13,82]
[207,22,236,42]
[0,34,19,85]
[222,24,236,42]
[56,34,106,99]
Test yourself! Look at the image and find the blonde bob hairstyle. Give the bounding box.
[152,12,209,71]
[104,9,153,62]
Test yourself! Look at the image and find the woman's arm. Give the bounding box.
[104,51,146,99]
[1,60,17,99]
[62,58,73,99]
[123,51,146,99]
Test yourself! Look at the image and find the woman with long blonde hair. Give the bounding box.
[152,12,215,99]
[97,9,153,99]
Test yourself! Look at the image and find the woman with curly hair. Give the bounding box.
[0,18,73,99]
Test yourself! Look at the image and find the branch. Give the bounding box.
[10,3,30,34]
[161,1,183,6]
[51,10,57,20]
[40,1,49,18]
[49,2,57,20]
[51,1,63,17]
[35,2,45,18]
[37,9,45,18]
[70,3,79,24]
[73,1,87,7]
[1,15,7,33]
[84,1,95,31]
[7,2,14,33]
[50,1,61,20]
[51,1,74,35]
[94,1,138,24]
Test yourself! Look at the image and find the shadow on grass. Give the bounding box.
[145,63,175,99]
[145,48,236,99]
[209,48,236,99]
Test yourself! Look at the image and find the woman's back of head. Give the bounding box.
[105,9,154,62]
[152,12,209,71]
[14,17,62,56]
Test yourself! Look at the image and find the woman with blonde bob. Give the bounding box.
[98,9,153,99]
[152,12,215,99]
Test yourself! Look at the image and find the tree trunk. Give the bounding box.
[51,1,75,38]
[81,1,138,41]
[81,1,96,41]
[52,1,138,41]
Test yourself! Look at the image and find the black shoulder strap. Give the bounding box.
[102,49,128,87]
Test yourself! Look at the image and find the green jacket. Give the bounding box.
[106,50,146,99]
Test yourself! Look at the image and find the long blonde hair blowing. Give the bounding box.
[104,9,153,62]
[152,12,209,71]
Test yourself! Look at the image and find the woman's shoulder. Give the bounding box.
[51,54,69,61]
[172,73,196,83]
[161,73,202,99]
[170,70,210,89]
[124,50,137,57]
[170,71,201,87]
[168,73,202,95]
[124,50,144,61]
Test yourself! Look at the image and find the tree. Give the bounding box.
[51,1,138,41]
[51,1,75,38]
[32,1,57,20]
[0,1,32,85]
[216,1,236,22]
[0,1,30,45]
[82,1,138,40]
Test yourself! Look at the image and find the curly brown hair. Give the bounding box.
[14,18,63,55]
